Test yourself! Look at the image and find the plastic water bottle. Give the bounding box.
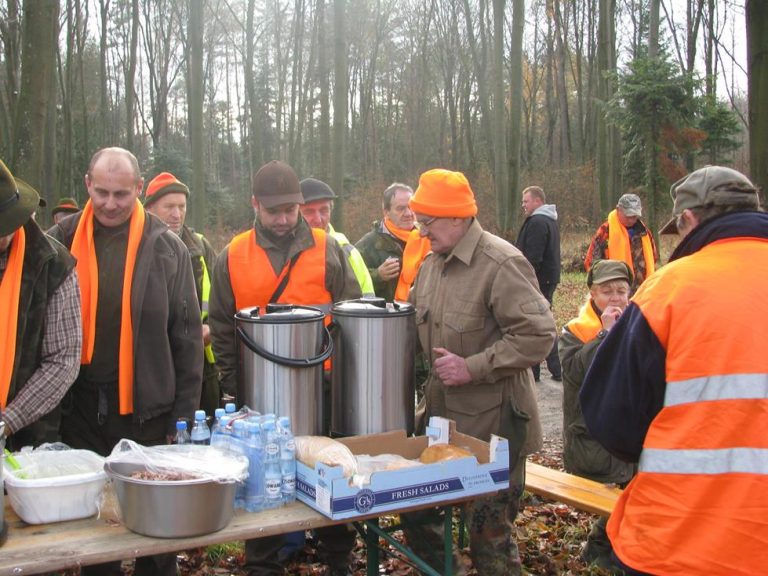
[278,416,296,504]
[211,408,226,433]
[210,415,231,452]
[191,410,211,445]
[225,402,237,415]
[262,421,282,509]
[174,420,191,445]
[232,419,248,509]
[244,422,265,513]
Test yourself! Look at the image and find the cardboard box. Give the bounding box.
[296,417,509,520]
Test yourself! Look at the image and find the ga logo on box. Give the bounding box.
[354,489,375,513]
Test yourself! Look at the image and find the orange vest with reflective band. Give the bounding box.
[227,228,332,311]
[607,237,768,575]
[394,230,431,301]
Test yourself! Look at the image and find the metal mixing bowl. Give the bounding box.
[105,460,239,538]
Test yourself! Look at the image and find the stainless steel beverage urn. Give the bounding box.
[235,304,332,435]
[331,297,416,436]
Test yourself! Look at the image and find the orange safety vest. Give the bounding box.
[607,238,768,575]
[394,229,431,301]
[605,209,655,278]
[228,228,332,311]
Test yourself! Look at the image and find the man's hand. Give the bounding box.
[432,347,472,386]
[378,256,401,281]
[202,323,211,346]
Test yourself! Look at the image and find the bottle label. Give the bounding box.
[266,442,279,457]
[281,475,296,493]
[265,478,281,498]
[284,439,296,451]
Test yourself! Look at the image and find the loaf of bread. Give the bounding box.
[419,443,474,464]
[295,436,358,477]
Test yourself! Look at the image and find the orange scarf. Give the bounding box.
[566,297,603,343]
[607,209,655,277]
[394,229,431,301]
[384,217,413,243]
[71,199,145,415]
[0,227,25,408]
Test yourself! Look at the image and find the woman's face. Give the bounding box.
[590,279,630,312]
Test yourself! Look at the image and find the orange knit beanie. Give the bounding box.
[144,172,189,207]
[409,169,478,218]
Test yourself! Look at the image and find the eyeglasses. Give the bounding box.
[416,216,438,228]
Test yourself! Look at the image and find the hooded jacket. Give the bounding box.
[49,211,203,435]
[516,204,561,287]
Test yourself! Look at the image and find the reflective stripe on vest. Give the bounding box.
[228,228,331,311]
[665,373,768,407]
[195,233,214,363]
[640,447,768,475]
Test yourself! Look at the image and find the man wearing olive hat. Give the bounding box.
[581,166,768,575]
[299,177,374,295]
[51,197,80,225]
[144,171,219,416]
[401,168,556,575]
[0,159,81,451]
[585,192,658,293]
[209,160,360,576]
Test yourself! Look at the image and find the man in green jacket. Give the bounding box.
[355,182,416,301]
[144,171,219,415]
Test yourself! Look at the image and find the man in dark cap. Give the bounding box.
[51,197,81,225]
[144,172,219,415]
[0,159,81,451]
[584,192,658,292]
[581,166,768,575]
[208,160,361,576]
[299,177,373,295]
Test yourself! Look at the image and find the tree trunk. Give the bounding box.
[332,0,347,231]
[12,0,58,198]
[747,0,768,193]
[317,0,331,181]
[492,0,510,231]
[649,0,660,58]
[125,0,139,150]
[508,0,525,231]
[596,0,620,216]
[188,0,205,230]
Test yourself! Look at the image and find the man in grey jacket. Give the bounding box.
[49,147,202,576]
[517,185,561,381]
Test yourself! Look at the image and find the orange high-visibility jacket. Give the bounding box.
[604,234,768,575]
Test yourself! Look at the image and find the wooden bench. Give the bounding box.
[524,461,623,517]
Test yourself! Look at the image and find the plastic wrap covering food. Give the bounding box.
[295,436,358,478]
[106,439,248,483]
[350,454,423,488]
[6,443,104,480]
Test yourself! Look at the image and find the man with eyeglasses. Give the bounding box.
[356,182,429,301]
[401,168,556,576]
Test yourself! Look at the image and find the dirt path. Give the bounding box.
[534,368,564,445]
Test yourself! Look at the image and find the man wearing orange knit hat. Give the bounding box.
[144,172,219,416]
[402,168,556,575]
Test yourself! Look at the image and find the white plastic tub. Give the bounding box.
[3,449,107,524]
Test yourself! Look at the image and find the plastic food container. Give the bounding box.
[3,449,107,524]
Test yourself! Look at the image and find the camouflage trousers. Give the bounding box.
[401,455,526,575]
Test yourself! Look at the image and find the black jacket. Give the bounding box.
[516,205,561,287]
